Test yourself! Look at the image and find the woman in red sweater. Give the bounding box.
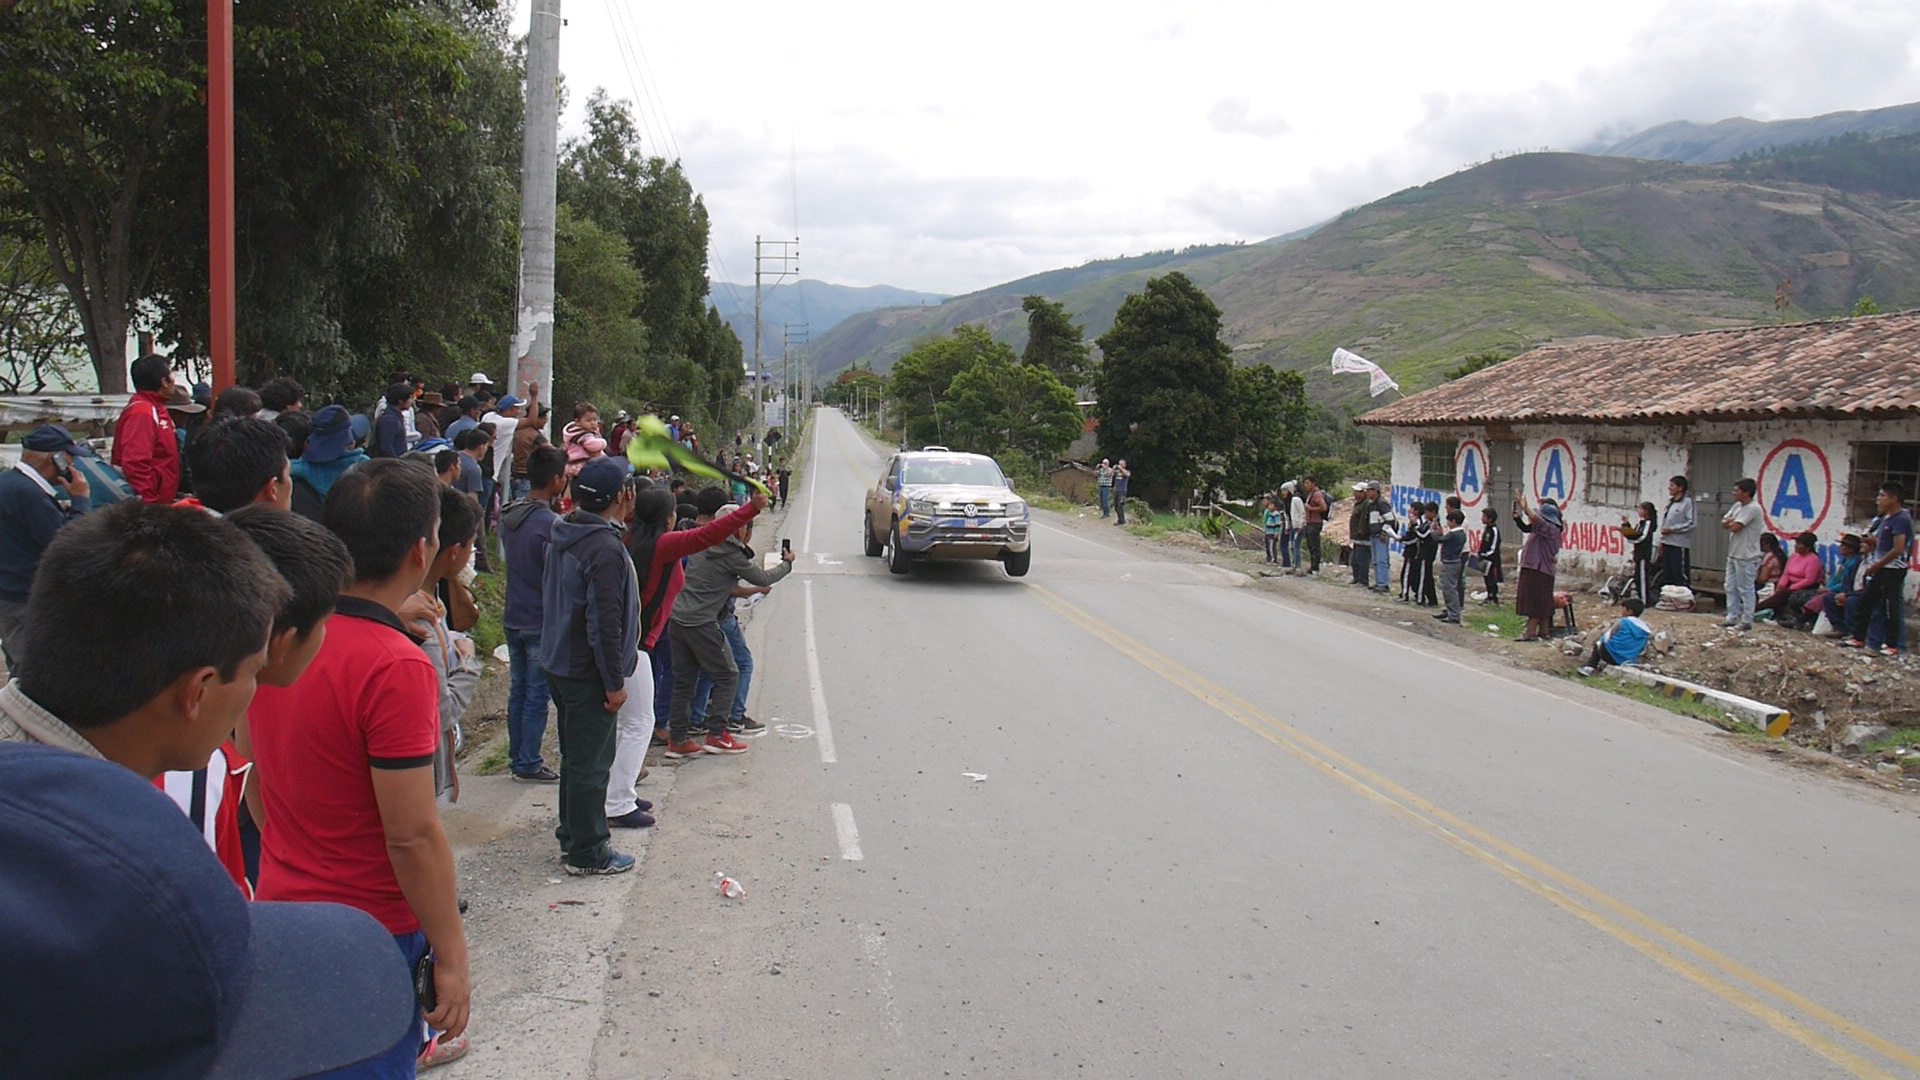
[602,485,767,826]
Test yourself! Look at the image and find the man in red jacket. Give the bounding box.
[112,354,181,504]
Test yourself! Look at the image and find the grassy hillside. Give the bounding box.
[808,243,1274,376]
[814,149,1920,423]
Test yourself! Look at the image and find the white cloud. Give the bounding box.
[518,0,1920,294]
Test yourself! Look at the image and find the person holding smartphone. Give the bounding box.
[0,425,96,674]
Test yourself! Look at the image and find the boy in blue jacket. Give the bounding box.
[1578,598,1652,677]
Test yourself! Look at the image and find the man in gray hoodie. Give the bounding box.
[539,458,639,876]
[667,503,796,755]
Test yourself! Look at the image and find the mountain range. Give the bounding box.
[800,102,1920,416]
[705,280,945,367]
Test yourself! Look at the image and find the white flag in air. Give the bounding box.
[1330,348,1400,397]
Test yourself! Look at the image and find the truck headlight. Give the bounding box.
[907,497,937,517]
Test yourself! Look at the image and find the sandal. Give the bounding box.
[418,1033,470,1070]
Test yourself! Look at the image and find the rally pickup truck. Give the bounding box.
[863,448,1032,577]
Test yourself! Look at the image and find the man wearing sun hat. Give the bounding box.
[0,425,95,673]
[289,404,370,522]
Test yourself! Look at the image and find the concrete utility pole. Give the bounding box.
[752,236,799,454]
[511,0,562,436]
[782,321,808,432]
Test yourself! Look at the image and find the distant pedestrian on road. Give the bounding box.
[1111,460,1131,525]
[1096,459,1114,519]
[1513,495,1564,642]
[1658,475,1695,589]
[1619,501,1658,603]
[1477,507,1504,605]
[1844,481,1911,656]
[1283,481,1306,572]
[1348,487,1372,585]
[1262,495,1283,565]
[777,466,793,508]
[1368,483,1395,591]
[1434,509,1468,624]
[1302,477,1328,574]
[1720,478,1762,632]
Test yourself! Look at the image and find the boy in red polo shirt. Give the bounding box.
[248,459,470,1072]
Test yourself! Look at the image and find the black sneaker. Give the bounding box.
[512,765,560,783]
[608,808,655,829]
[728,716,767,736]
[565,850,637,876]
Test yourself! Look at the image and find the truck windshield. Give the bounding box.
[901,458,1005,487]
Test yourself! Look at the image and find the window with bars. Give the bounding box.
[1585,442,1643,507]
[1419,440,1457,491]
[1848,443,1920,524]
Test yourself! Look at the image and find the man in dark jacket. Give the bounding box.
[539,457,639,876]
[500,446,566,782]
[667,503,795,754]
[0,426,95,673]
[371,383,413,459]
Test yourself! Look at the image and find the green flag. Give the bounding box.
[625,415,768,494]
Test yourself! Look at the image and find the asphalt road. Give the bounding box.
[468,408,1920,1079]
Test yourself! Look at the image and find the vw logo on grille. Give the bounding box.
[964,503,980,517]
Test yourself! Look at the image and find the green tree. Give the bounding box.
[936,352,1082,463]
[1853,296,1881,317]
[1093,272,1233,505]
[1021,294,1090,387]
[1217,364,1309,498]
[0,233,87,393]
[558,91,740,418]
[0,1,199,390]
[0,0,524,397]
[551,206,647,414]
[887,325,1011,446]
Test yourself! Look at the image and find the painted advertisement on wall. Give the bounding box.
[1755,438,1833,539]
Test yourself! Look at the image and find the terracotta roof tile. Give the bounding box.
[1357,310,1920,427]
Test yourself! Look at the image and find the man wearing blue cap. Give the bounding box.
[0,424,94,673]
[541,455,641,875]
[0,742,416,1078]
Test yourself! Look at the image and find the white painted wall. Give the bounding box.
[1384,417,1920,587]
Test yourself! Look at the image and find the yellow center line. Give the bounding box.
[1031,584,1916,1080]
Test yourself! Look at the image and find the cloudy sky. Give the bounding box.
[514,0,1920,296]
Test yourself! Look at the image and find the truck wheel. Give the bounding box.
[1003,549,1032,578]
[863,514,883,557]
[887,521,911,575]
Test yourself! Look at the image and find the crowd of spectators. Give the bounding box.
[0,355,803,1076]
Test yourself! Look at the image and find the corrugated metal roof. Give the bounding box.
[1357,310,1920,427]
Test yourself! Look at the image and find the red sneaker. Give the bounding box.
[704,732,750,754]
[665,740,708,759]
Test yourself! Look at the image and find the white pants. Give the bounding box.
[604,661,656,818]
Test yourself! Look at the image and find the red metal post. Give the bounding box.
[207,0,236,392]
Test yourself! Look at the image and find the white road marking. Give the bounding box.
[804,579,837,764]
[831,802,864,861]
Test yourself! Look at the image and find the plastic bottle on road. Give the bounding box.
[713,872,746,900]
